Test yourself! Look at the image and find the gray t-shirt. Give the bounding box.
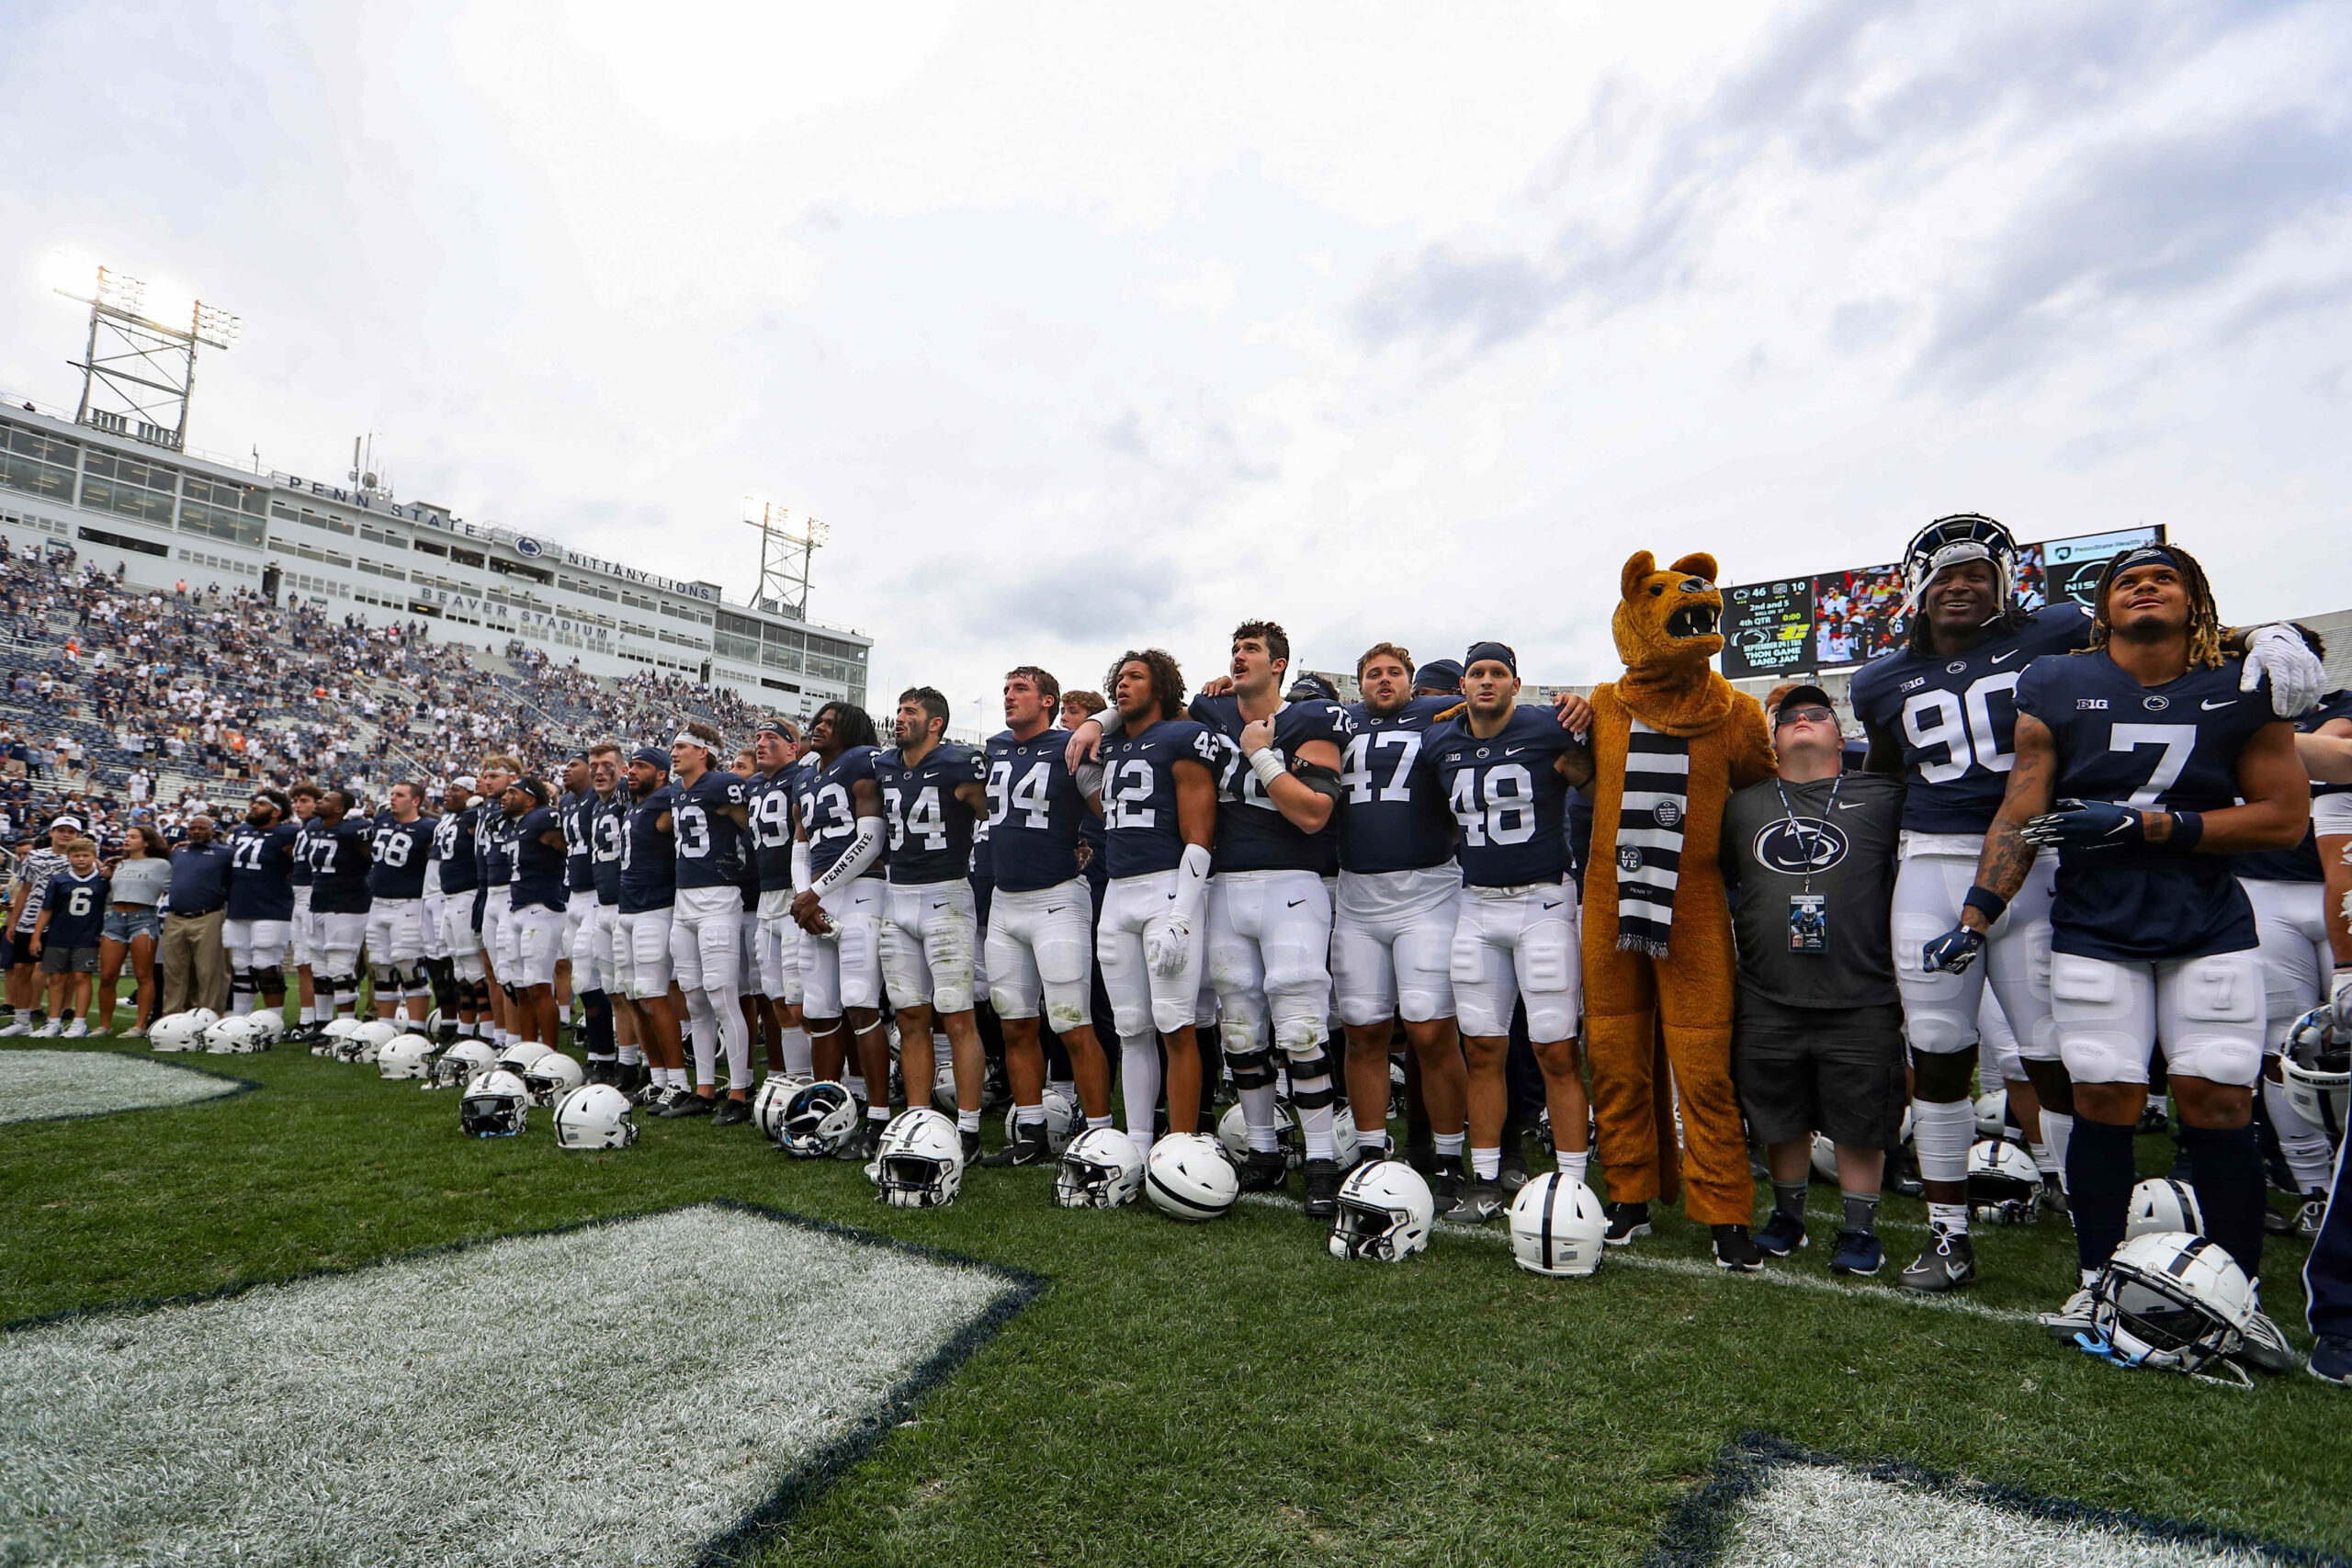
[1721,771,1904,1010]
[107,856,173,907]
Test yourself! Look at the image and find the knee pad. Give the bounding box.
[1900,999,1978,1056]
[1227,1043,1277,1091]
[1522,993,1578,1044]
[373,962,402,991]
[1275,1011,1329,1060]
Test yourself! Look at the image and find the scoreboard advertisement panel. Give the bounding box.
[1719,524,2164,679]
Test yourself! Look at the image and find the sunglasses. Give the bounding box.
[1774,705,1835,728]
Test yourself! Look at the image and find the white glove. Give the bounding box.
[1148,843,1212,978]
[2285,971,2352,1054]
[2243,624,2325,717]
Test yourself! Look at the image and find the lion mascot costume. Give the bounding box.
[1583,550,1774,1238]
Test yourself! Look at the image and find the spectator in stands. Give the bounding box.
[157,814,230,1016]
[98,824,169,1036]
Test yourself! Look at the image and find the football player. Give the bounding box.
[1332,642,1468,1200]
[1090,649,1219,1153]
[429,776,485,1043]
[556,754,595,1018]
[729,746,770,1076]
[305,789,374,1026]
[874,688,989,1156]
[473,755,522,1048]
[364,782,433,1022]
[1939,544,2307,1369]
[978,667,1114,1168]
[666,721,754,1122]
[221,791,299,1022]
[792,701,892,1157]
[1859,514,2323,1294]
[287,783,322,1031]
[746,722,814,1078]
[581,743,634,1086]
[616,748,690,1108]
[1424,643,1600,1231]
[499,778,568,1051]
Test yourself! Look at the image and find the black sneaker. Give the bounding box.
[711,1097,752,1128]
[1430,1162,1466,1214]
[1402,1132,1436,1179]
[1498,1143,1529,1194]
[1442,1176,1505,1225]
[1899,1227,1976,1293]
[2137,1100,2171,1135]
[1602,1201,1651,1246]
[961,1129,981,1164]
[1234,1148,1289,1193]
[629,1077,665,1108]
[1713,1224,1764,1272]
[979,1124,1050,1168]
[835,1122,882,1163]
[661,1091,716,1119]
[1302,1158,1342,1219]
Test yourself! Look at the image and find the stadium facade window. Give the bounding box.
[75,524,169,558]
[759,642,801,673]
[79,449,180,526]
[449,547,485,569]
[715,632,761,662]
[413,538,448,558]
[0,423,79,503]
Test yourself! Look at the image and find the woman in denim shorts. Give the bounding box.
[99,825,170,1036]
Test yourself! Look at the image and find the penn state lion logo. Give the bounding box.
[1752,818,1849,875]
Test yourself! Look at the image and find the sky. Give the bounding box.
[3,1,2348,727]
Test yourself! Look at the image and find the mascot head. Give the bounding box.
[1613,551,1724,671]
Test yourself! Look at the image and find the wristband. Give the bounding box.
[1961,886,2007,925]
[1249,750,1286,788]
[2167,809,2203,853]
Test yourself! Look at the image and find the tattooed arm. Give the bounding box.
[1962,711,2057,933]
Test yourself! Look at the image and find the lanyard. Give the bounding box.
[1770,772,1842,895]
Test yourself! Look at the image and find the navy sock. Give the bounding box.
[582,989,616,1060]
[2180,1122,2265,1282]
[2066,1115,2138,1275]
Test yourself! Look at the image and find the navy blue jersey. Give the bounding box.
[1423,706,1582,887]
[798,747,883,883]
[1338,694,1462,875]
[618,784,680,914]
[1190,694,1353,875]
[969,818,992,886]
[560,790,596,894]
[2015,651,2278,962]
[288,818,319,888]
[308,818,375,914]
[508,806,568,911]
[1849,601,2094,834]
[984,728,1091,892]
[40,871,107,948]
[2235,688,2352,884]
[746,767,800,891]
[671,769,750,890]
[368,818,433,900]
[474,807,516,892]
[433,804,481,896]
[590,793,626,905]
[1076,745,1109,886]
[1099,718,1219,879]
[224,820,299,922]
[876,742,985,886]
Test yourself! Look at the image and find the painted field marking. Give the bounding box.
[0,1047,244,1126]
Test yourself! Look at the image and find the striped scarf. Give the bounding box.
[1613,719,1688,957]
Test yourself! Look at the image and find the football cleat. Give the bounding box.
[1003,1091,1078,1157]
[2041,1284,2098,1340]
[1429,1163,1465,1214]
[1829,1230,1884,1277]
[710,1097,752,1128]
[2239,1309,2299,1376]
[659,1090,715,1119]
[2293,1195,2329,1239]
[979,1122,1052,1168]
[1900,1228,1976,1293]
[1300,1157,1342,1220]
[833,1121,881,1163]
[1497,1143,1529,1193]
[1329,1160,1435,1262]
[1442,1176,1505,1226]
[1752,1210,1808,1258]
[1713,1224,1764,1272]
[2310,1334,2352,1387]
[1233,1148,1290,1194]
[1601,1201,1651,1246]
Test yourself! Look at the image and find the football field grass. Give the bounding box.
[2,1029,2345,1567]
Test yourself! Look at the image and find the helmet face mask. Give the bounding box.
[1054,1128,1144,1209]
[2086,1232,2255,1383]
[459,1069,531,1138]
[875,1109,964,1207]
[1965,1139,2042,1225]
[1327,1160,1433,1263]
[780,1082,860,1158]
[1903,513,2018,617]
[522,1052,584,1107]
[429,1040,498,1091]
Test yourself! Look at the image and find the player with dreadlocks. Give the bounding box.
[1939,541,2309,1371]
[1849,515,2324,1297]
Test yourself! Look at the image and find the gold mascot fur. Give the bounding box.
[1583,551,1774,1225]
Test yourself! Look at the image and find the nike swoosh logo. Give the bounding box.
[1541,900,1561,910]
[2101,818,2136,838]
[1047,906,1069,915]
[1503,747,1524,757]
[1287,897,1306,908]
[1835,802,1866,810]
[1989,650,2018,664]
[2201,699,2235,710]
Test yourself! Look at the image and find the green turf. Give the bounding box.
[2,1028,2343,1566]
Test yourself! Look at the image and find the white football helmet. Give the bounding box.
[780,1080,861,1158]
[552,1083,639,1149]
[752,1075,811,1142]
[1902,513,2018,614]
[1965,1139,2042,1225]
[147,1011,207,1052]
[424,1007,443,1037]
[459,1068,531,1137]
[429,1039,498,1091]
[201,1016,255,1054]
[1329,1159,1433,1263]
[378,1034,436,1079]
[185,1007,220,1032]
[351,1019,400,1063]
[496,1041,554,1079]
[931,1060,959,1116]
[1217,1101,1301,1169]
[1973,1089,2008,1140]
[1054,1127,1144,1209]
[243,1010,284,1044]
[2126,1176,2204,1240]
[318,1017,362,1058]
[523,1050,585,1106]
[1145,1133,1238,1222]
[2088,1230,2255,1380]
[1003,1090,1077,1156]
[1507,1172,1608,1277]
[2280,1010,2347,1148]
[876,1109,966,1208]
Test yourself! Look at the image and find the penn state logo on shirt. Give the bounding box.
[1652,798,1682,829]
[2143,694,2170,712]
[1945,660,1967,674]
[1752,818,1849,874]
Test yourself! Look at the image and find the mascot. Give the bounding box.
[1581,550,1776,1267]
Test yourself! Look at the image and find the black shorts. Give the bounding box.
[40,944,99,976]
[1732,993,1906,1151]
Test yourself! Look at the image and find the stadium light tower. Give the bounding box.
[742,496,829,620]
[55,264,240,453]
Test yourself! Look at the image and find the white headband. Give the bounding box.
[673,730,717,754]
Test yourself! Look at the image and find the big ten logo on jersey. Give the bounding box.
[1902,670,2022,782]
[1340,728,1420,806]
[1447,758,1537,846]
[884,783,949,852]
[988,757,1057,829]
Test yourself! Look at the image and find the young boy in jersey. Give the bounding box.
[28,838,107,1037]
[1940,544,2310,1371]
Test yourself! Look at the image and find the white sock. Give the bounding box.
[1910,1096,1973,1186]
[2028,1138,2057,1178]
[1120,1033,1160,1154]
[1016,1103,1046,1128]
[1435,1132,1464,1159]
[2040,1111,2074,1194]
[1471,1145,1499,1179]
[2265,1077,2336,1194]
[957,1109,980,1134]
[1359,1127,1390,1156]
[619,1043,643,1066]
[1086,1114,1112,1132]
[1240,1083,1280,1151]
[1928,1201,1969,1235]
[781,1026,812,1077]
[1558,1148,1589,1185]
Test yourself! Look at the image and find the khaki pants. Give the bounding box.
[159,910,228,1015]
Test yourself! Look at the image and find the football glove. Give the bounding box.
[2021,798,2143,853]
[1921,926,1986,976]
[1146,914,1193,978]
[2285,1002,2341,1057]
[2243,623,2326,717]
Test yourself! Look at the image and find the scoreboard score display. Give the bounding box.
[1719,524,2163,680]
